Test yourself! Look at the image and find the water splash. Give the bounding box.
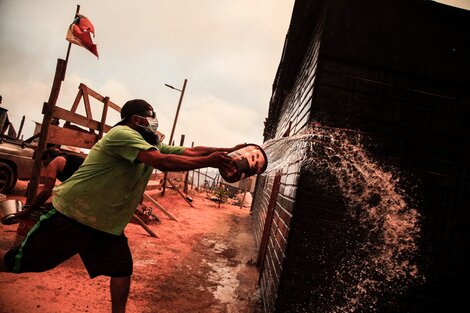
[262,133,323,174]
[261,127,423,312]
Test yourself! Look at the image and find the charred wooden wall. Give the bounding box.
[253,0,470,312]
[252,2,326,312]
[309,1,470,311]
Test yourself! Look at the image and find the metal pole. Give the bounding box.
[167,79,187,145]
[62,5,80,81]
[162,79,187,196]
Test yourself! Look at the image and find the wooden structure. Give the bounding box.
[47,83,120,148]
[252,0,470,312]
[27,78,120,203]
[24,6,172,236]
[27,66,177,228]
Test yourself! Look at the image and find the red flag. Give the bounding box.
[66,14,99,58]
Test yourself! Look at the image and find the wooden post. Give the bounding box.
[26,59,67,204]
[98,97,110,140]
[132,213,158,238]
[143,192,177,221]
[167,179,194,207]
[257,174,282,276]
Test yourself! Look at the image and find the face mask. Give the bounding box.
[145,116,159,133]
[135,113,160,146]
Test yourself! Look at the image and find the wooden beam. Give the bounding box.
[26,59,66,204]
[81,87,94,130]
[28,80,122,204]
[167,179,194,207]
[143,192,178,221]
[70,87,83,113]
[83,84,121,113]
[132,213,158,238]
[82,83,104,102]
[47,124,97,149]
[257,174,282,273]
[98,97,110,140]
[52,106,112,133]
[64,88,83,129]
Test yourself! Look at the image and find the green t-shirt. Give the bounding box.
[52,126,185,235]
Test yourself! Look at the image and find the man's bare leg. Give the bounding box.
[110,276,130,313]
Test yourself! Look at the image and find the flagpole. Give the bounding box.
[62,5,80,81]
[26,5,80,204]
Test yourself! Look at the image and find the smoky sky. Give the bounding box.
[0,0,294,147]
[1,0,467,146]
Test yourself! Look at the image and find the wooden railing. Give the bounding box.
[46,83,120,149]
[26,64,121,204]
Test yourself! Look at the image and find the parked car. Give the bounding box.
[0,135,36,194]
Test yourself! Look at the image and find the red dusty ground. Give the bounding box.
[0,182,261,313]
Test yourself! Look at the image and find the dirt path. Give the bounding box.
[0,182,261,313]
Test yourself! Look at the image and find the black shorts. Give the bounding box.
[4,209,132,278]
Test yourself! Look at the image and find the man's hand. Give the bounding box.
[207,152,235,173]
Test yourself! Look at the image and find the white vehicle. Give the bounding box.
[0,135,36,193]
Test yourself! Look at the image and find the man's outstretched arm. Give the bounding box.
[137,149,234,173]
[181,143,248,157]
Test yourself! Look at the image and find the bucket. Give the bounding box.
[0,199,23,225]
[220,144,268,183]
